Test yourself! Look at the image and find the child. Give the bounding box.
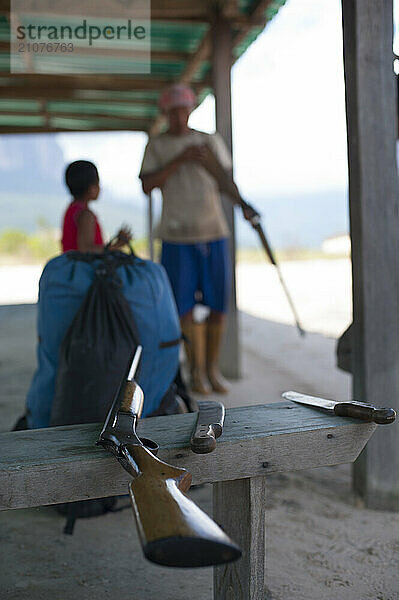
[61,160,130,253]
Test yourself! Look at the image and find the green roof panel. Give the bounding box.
[0,1,286,133]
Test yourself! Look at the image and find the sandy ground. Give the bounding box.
[237,258,352,337]
[0,258,352,337]
[0,261,398,600]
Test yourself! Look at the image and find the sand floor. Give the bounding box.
[0,296,398,599]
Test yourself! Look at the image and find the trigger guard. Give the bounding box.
[139,437,159,455]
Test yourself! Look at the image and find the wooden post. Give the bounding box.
[211,14,240,379]
[147,192,154,261]
[213,477,266,600]
[342,0,399,509]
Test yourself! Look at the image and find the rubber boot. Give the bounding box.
[181,321,211,395]
[206,321,230,394]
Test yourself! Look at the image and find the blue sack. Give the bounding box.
[26,252,181,428]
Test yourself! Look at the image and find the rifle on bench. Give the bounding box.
[201,145,305,337]
[97,346,241,568]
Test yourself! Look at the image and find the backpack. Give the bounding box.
[26,251,181,429]
[24,250,184,534]
[50,254,140,427]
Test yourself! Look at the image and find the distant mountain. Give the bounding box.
[0,133,146,241]
[0,134,65,197]
[0,188,349,250]
[0,134,349,249]
[0,191,147,241]
[236,189,349,249]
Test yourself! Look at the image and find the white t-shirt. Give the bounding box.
[140,129,232,243]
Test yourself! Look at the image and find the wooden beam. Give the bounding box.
[0,79,210,103]
[0,88,108,99]
[149,29,212,136]
[0,86,202,101]
[232,0,274,49]
[0,74,173,91]
[3,0,215,20]
[0,11,265,27]
[180,30,211,84]
[0,123,149,133]
[0,0,264,27]
[342,0,399,510]
[212,14,240,380]
[56,97,158,106]
[147,1,275,139]
[0,41,190,63]
[0,402,375,511]
[0,110,152,122]
[45,97,158,107]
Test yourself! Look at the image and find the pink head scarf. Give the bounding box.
[158,84,197,114]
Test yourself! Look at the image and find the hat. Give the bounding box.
[158,84,197,114]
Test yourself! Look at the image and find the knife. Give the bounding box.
[282,391,396,425]
[190,400,225,454]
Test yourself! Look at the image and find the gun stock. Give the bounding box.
[98,349,241,568]
[125,443,241,568]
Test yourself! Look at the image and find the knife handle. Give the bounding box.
[334,401,396,424]
[191,424,221,454]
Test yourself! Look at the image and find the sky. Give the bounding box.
[57,0,350,203]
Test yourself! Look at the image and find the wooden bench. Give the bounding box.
[0,401,375,600]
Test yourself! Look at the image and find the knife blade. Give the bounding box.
[190,400,225,454]
[282,391,396,425]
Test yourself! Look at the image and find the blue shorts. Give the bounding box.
[161,239,231,316]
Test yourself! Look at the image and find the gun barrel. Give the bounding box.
[128,346,142,381]
[100,345,143,438]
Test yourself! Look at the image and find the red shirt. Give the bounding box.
[61,201,103,252]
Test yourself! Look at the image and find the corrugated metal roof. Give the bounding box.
[0,0,286,134]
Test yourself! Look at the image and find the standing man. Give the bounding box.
[140,84,252,394]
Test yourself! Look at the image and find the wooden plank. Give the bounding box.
[342,0,399,509]
[214,477,266,600]
[212,15,240,379]
[0,402,375,510]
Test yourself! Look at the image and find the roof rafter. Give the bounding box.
[149,29,212,136]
